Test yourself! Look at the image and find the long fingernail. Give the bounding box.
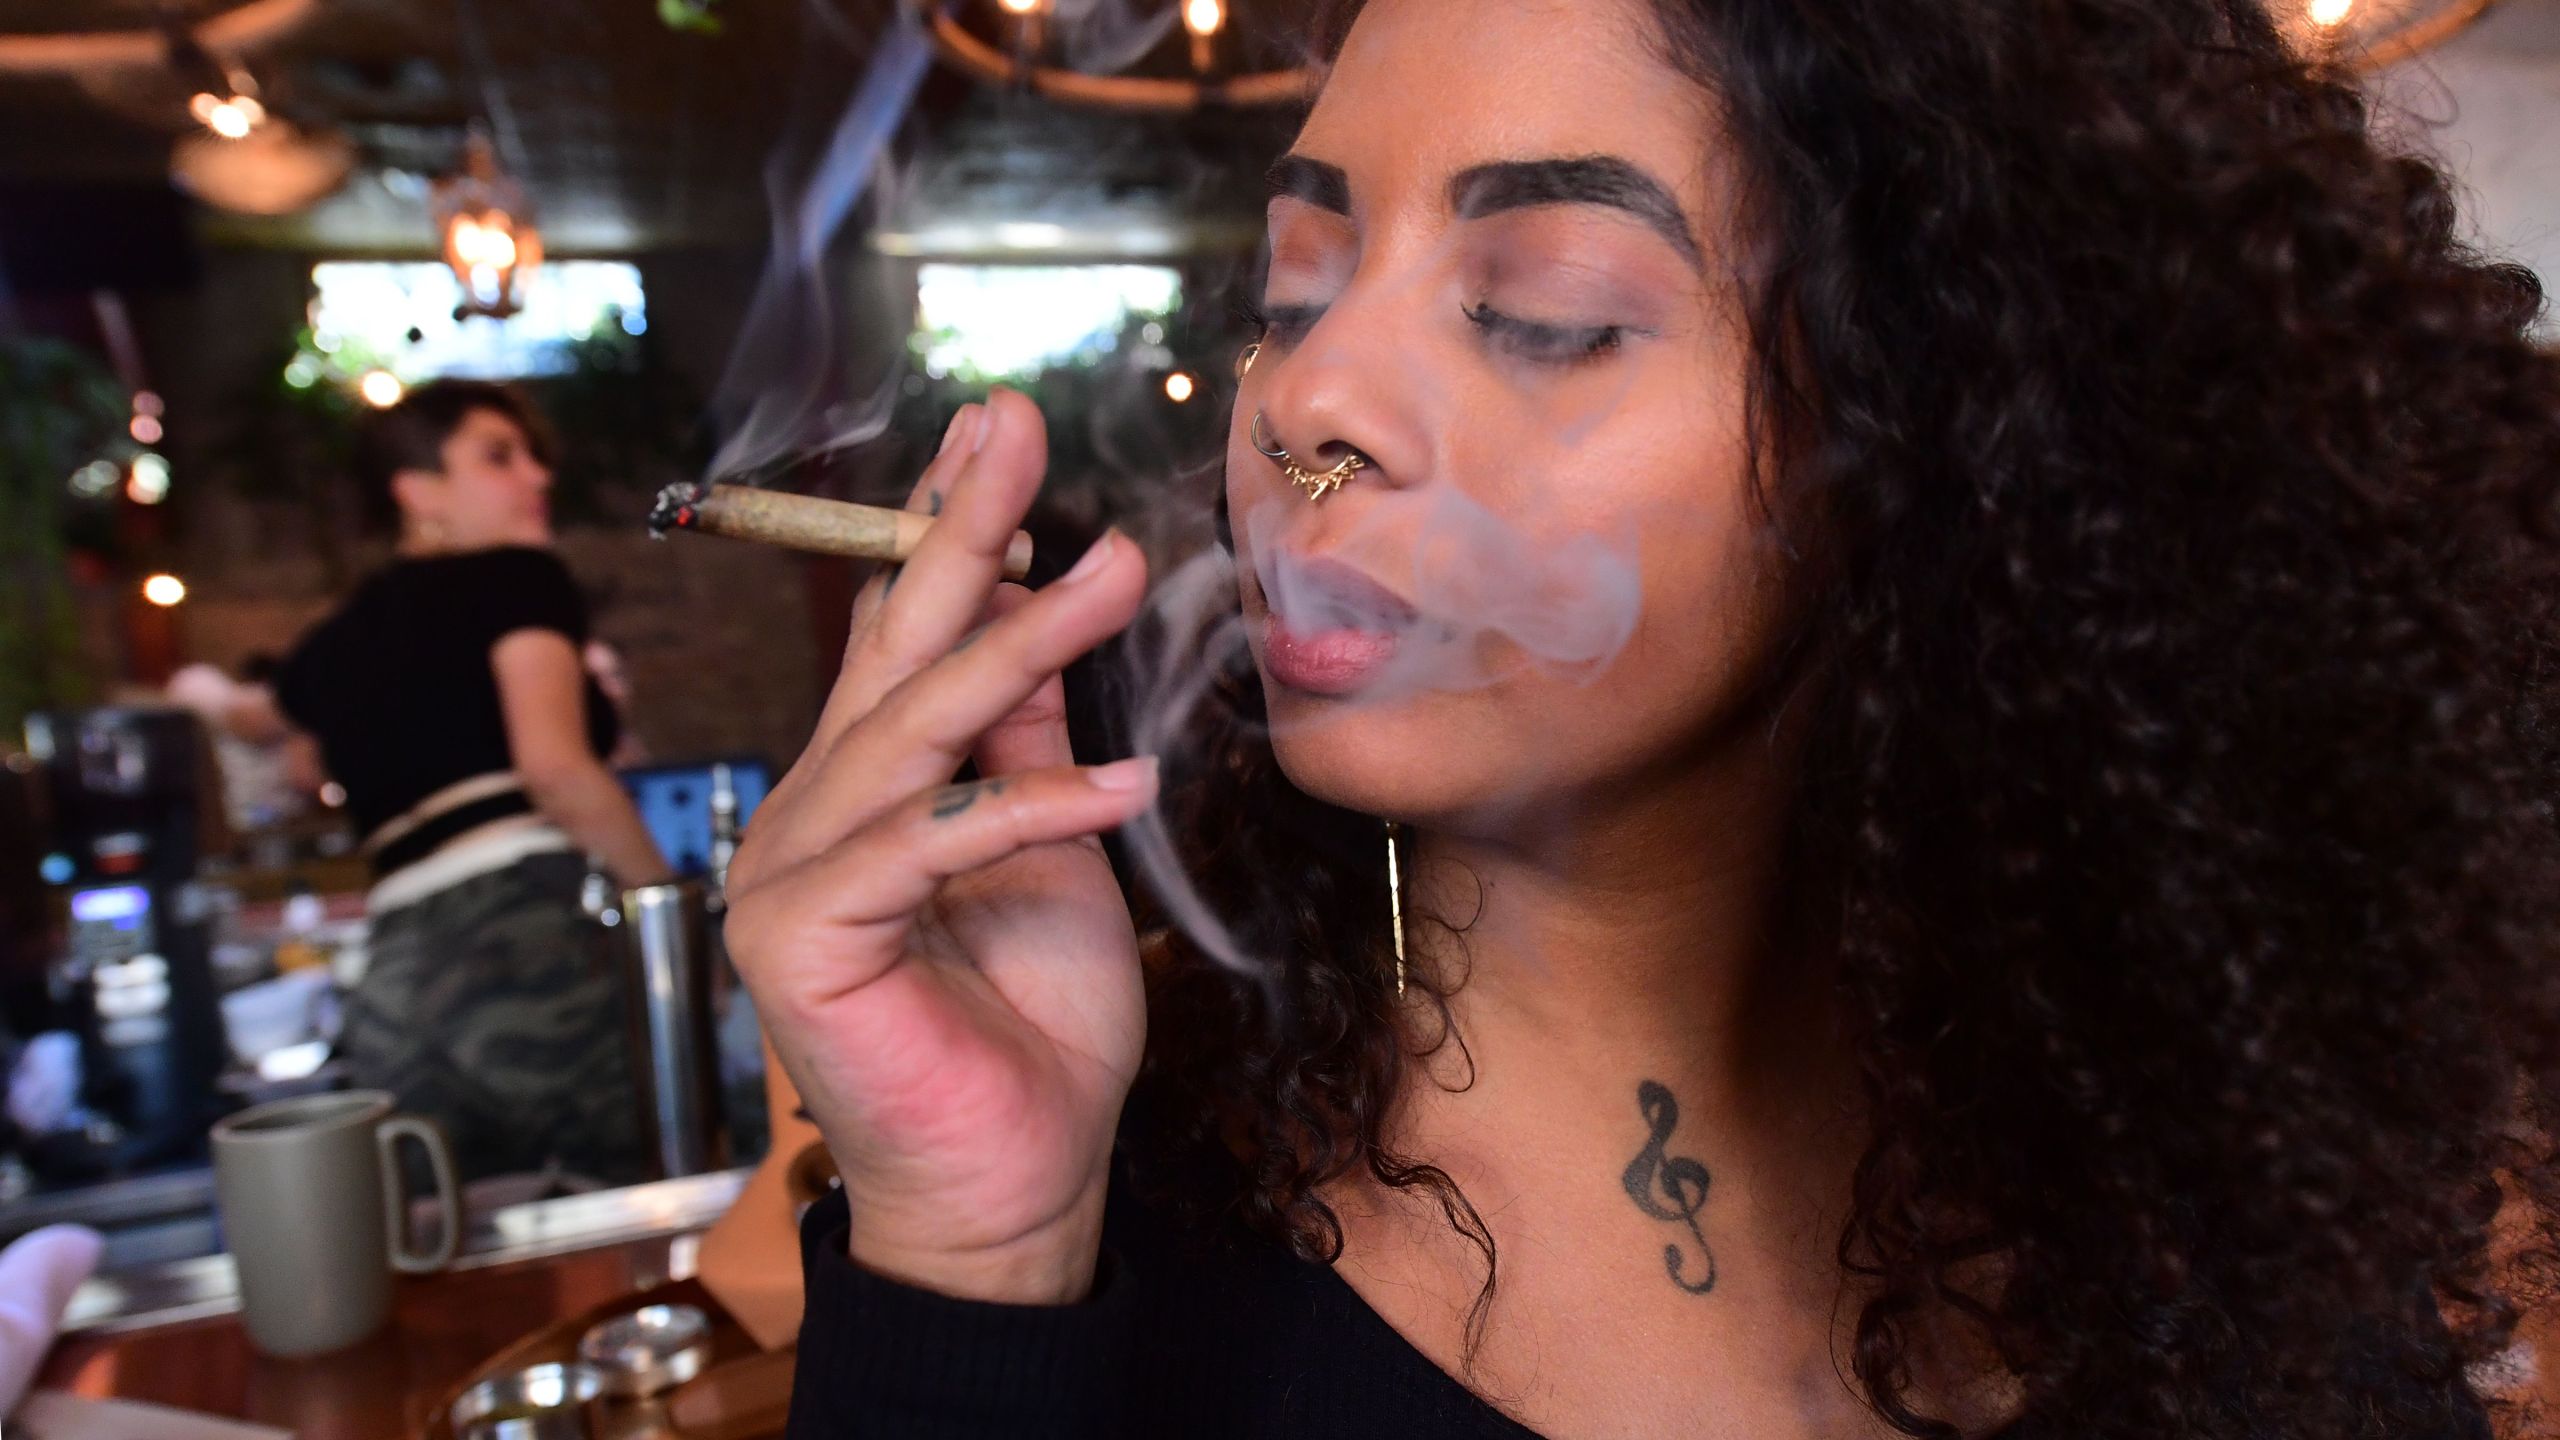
[1058,530,1117,586]
[1089,756,1159,793]
[939,406,976,457]
[970,393,999,453]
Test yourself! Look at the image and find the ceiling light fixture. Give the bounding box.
[186,80,264,138]
[432,129,542,320]
[0,0,315,76]
[1182,0,1225,73]
[159,18,270,138]
[905,0,1315,112]
[2283,0,2500,68]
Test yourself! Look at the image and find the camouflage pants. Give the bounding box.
[346,851,648,1185]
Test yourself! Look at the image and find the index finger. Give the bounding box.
[811,389,1050,754]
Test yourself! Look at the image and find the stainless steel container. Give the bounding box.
[617,883,726,1179]
[577,1302,712,1398]
[450,1362,603,1440]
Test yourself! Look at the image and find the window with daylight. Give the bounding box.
[910,264,1182,384]
[290,261,648,386]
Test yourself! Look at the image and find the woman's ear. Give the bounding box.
[389,466,446,526]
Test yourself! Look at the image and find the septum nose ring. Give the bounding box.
[1250,411,1368,503]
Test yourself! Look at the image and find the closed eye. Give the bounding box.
[1463,302,1628,365]
[1240,298,1326,346]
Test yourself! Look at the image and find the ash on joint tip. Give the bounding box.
[647,482,713,538]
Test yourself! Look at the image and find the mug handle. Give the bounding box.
[376,1115,462,1274]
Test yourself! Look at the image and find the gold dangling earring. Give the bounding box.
[1386,821,1408,1000]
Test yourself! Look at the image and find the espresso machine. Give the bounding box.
[19,707,226,1174]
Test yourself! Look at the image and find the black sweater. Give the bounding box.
[782,1173,2492,1439]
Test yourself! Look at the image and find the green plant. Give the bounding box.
[0,337,121,740]
[658,0,723,34]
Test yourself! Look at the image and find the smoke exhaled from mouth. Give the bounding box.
[1240,490,1642,710]
[1116,545,1270,977]
[1116,218,1651,981]
[1115,480,1646,981]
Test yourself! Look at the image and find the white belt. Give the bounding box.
[365,817,577,918]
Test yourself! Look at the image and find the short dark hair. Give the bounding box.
[354,378,556,528]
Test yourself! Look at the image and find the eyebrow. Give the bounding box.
[1267,152,1703,271]
[1452,157,1702,269]
[1265,154,1352,215]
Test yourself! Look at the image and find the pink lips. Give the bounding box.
[1260,555,1418,697]
[1265,620,1401,695]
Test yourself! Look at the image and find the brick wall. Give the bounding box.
[172,498,827,774]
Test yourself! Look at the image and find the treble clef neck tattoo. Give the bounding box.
[1622,1079,1718,1296]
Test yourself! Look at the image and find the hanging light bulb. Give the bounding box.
[358,369,407,409]
[165,21,268,141]
[433,129,543,320]
[1184,0,1225,72]
[2276,0,2491,69]
[997,0,1047,56]
[187,86,266,139]
[898,0,1322,112]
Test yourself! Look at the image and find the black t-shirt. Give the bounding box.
[784,1167,2492,1439]
[277,546,620,840]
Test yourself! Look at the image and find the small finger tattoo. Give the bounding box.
[931,778,1008,821]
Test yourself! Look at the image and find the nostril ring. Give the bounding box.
[1248,411,1368,503]
[1250,411,1290,460]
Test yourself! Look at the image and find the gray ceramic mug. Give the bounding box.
[210,1089,461,1358]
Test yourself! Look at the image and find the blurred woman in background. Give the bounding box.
[278,379,668,1184]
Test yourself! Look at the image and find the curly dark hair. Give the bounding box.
[1121,0,2560,1436]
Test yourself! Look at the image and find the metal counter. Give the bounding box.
[62,1167,749,1335]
